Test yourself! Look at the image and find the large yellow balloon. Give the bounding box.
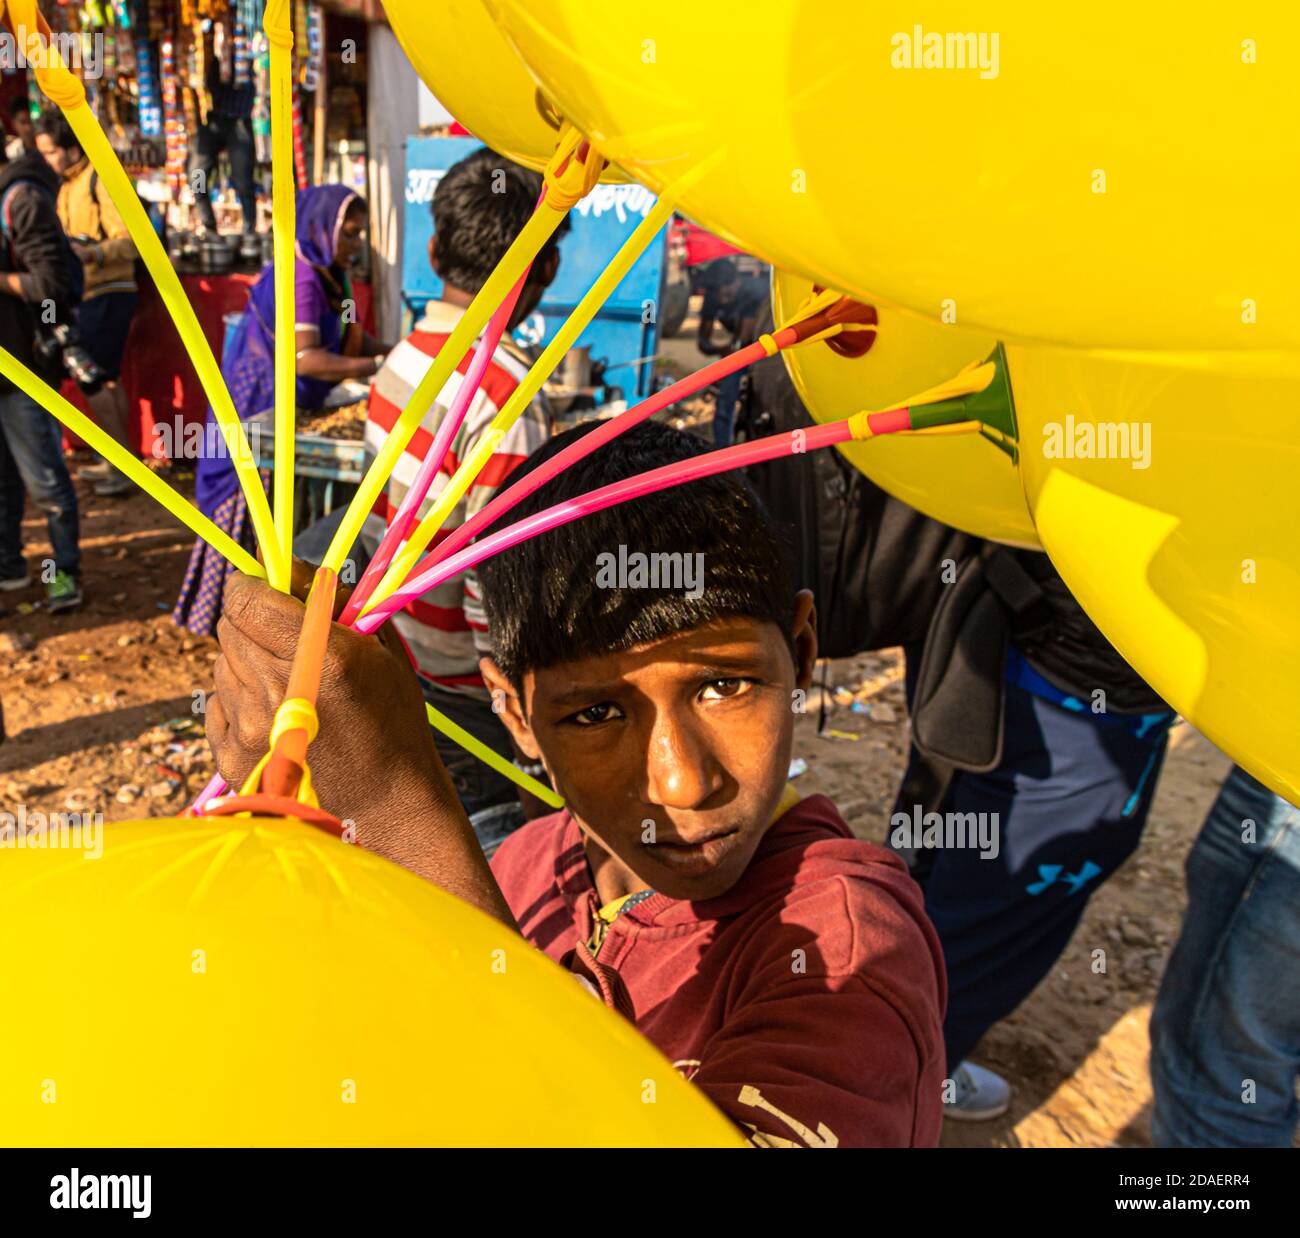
[773,272,1300,801]
[486,0,1300,351]
[1005,346,1300,806]
[773,270,1038,547]
[384,0,626,181]
[0,816,742,1146]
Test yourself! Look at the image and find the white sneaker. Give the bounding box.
[944,1061,1011,1122]
[0,570,31,592]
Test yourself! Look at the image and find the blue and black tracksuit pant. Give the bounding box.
[892,645,1173,1072]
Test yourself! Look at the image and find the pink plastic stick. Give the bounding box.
[338,271,529,625]
[190,192,550,815]
[187,338,813,816]
[424,338,775,573]
[191,771,226,814]
[340,186,548,625]
[355,419,857,634]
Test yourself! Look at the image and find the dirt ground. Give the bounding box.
[0,463,1238,1148]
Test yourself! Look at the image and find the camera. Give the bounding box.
[33,320,107,397]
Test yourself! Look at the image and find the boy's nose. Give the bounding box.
[641,716,724,811]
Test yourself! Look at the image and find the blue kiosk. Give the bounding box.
[401,136,669,408]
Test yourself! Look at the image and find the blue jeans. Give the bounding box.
[713,370,741,447]
[1149,765,1300,1147]
[79,290,139,381]
[0,386,80,578]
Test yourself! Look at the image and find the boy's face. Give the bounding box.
[484,593,817,902]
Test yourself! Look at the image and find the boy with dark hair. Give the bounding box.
[208,421,947,1147]
[348,145,568,848]
[424,146,562,294]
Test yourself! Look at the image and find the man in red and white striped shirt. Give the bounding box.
[362,303,549,695]
[360,148,567,841]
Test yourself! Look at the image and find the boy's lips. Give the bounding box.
[644,826,741,875]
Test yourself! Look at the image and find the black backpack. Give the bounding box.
[0,177,85,315]
[738,344,979,660]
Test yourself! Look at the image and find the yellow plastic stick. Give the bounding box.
[423,703,563,809]
[0,347,264,578]
[64,116,286,584]
[320,206,567,576]
[7,5,288,588]
[362,193,675,614]
[264,1,297,585]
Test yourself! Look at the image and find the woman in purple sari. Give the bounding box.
[173,185,389,634]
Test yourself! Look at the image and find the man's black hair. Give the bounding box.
[704,258,741,290]
[35,110,77,151]
[477,421,795,689]
[9,98,31,120]
[431,146,569,293]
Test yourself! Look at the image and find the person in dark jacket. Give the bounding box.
[739,340,1172,1122]
[696,258,769,448]
[0,143,83,611]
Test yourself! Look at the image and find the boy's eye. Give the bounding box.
[700,678,753,701]
[569,701,624,727]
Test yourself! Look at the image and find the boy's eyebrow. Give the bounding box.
[547,683,621,707]
[543,645,770,705]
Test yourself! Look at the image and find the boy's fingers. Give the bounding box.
[213,623,251,688]
[212,652,274,754]
[204,694,254,787]
[215,616,290,697]
[212,648,255,708]
[204,692,228,757]
[222,572,306,660]
[288,555,317,602]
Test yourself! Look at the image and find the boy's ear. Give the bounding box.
[791,589,818,690]
[479,656,541,760]
[427,234,439,276]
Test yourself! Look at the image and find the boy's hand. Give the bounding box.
[205,571,515,927]
[207,570,439,818]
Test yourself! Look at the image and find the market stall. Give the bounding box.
[58,270,373,457]
[2,0,403,453]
